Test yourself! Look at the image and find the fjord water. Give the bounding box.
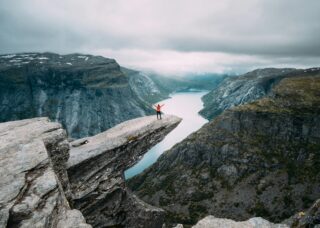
[125,91,208,179]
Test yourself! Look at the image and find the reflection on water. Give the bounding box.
[124,91,208,179]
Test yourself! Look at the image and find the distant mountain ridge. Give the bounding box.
[0,52,154,138]
[200,68,301,119]
[124,67,225,104]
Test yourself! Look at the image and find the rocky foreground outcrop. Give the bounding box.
[191,216,288,228]
[0,53,154,138]
[0,115,181,227]
[129,71,320,226]
[175,201,320,228]
[0,118,90,228]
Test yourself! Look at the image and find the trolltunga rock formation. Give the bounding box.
[0,114,181,227]
[67,114,181,227]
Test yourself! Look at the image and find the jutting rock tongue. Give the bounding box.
[0,114,181,228]
[67,114,181,227]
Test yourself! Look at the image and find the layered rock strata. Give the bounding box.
[0,118,90,228]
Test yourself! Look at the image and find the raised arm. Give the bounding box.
[161,104,165,107]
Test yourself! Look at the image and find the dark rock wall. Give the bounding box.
[0,53,152,138]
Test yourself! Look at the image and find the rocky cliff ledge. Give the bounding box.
[0,115,181,227]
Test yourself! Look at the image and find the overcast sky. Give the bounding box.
[1,0,320,75]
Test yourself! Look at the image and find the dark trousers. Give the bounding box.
[157,111,162,119]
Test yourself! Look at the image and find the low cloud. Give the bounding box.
[1,0,319,74]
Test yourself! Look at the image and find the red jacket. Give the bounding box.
[156,104,164,112]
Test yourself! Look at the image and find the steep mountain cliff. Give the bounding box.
[0,53,153,138]
[0,115,181,227]
[122,67,170,104]
[199,68,298,120]
[128,69,320,226]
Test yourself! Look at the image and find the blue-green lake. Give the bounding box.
[125,91,208,179]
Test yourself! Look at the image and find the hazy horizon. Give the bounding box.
[1,0,320,75]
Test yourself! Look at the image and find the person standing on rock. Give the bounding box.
[154,104,164,120]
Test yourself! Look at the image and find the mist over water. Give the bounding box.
[125,91,208,179]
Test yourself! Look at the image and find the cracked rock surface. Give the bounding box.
[0,117,90,227]
[67,114,181,227]
[0,114,181,227]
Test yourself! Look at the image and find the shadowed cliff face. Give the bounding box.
[0,115,181,228]
[128,70,320,226]
[122,67,170,104]
[0,53,153,138]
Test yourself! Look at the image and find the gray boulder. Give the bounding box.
[192,216,288,228]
